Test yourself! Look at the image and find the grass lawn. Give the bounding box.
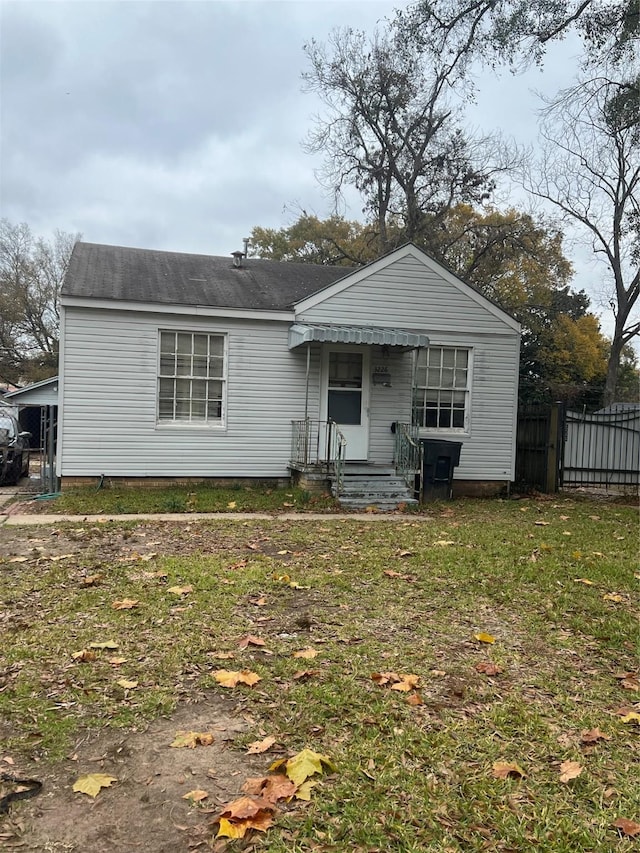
[20,483,338,514]
[1,496,638,850]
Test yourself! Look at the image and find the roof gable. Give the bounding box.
[294,244,520,332]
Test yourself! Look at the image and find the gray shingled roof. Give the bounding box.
[62,242,351,311]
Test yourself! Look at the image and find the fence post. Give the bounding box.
[546,402,565,493]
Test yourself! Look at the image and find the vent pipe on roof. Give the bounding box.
[231,238,250,268]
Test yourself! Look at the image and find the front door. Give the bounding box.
[320,346,370,461]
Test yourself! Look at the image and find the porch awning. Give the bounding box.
[288,323,429,350]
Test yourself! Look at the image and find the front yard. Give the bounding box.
[0,497,638,851]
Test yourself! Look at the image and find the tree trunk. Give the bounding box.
[603,330,625,407]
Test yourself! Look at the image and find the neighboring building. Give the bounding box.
[57,241,521,499]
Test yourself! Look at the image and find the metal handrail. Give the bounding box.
[394,422,422,500]
[291,418,347,491]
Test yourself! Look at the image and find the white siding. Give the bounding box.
[297,254,520,481]
[59,307,312,477]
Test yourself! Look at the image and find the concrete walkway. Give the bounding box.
[1,510,430,526]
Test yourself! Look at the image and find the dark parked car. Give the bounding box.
[0,412,30,485]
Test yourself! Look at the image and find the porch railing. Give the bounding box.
[394,422,422,500]
[291,419,347,492]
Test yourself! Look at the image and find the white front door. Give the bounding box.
[320,346,370,461]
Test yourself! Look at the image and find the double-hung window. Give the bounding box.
[413,346,470,431]
[158,331,225,424]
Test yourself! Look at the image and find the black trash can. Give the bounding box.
[419,439,463,501]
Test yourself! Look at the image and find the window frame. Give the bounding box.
[413,345,472,434]
[156,330,227,427]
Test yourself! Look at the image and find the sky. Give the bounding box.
[1,0,623,338]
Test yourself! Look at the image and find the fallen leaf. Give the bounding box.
[406,693,424,706]
[111,598,139,610]
[210,651,235,659]
[475,662,503,675]
[80,574,103,587]
[574,578,594,585]
[612,818,640,837]
[72,773,117,798]
[390,673,421,692]
[559,760,583,782]
[89,641,119,650]
[293,648,318,659]
[282,748,336,787]
[603,593,624,602]
[71,649,97,662]
[167,585,193,596]
[294,778,318,800]
[492,762,526,780]
[620,712,640,724]
[107,657,128,666]
[171,731,215,749]
[242,774,296,804]
[238,635,265,649]
[216,796,275,839]
[246,736,277,755]
[293,667,320,681]
[183,789,208,802]
[227,501,237,509]
[580,728,611,744]
[214,669,261,688]
[116,679,138,689]
[534,521,550,526]
[474,632,496,644]
[433,540,455,546]
[8,556,28,563]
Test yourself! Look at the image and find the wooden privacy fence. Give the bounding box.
[515,403,640,492]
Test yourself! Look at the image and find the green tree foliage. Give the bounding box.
[0,219,79,386]
[249,215,378,266]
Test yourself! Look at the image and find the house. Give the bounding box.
[58,241,521,504]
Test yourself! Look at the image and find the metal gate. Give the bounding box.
[515,403,565,492]
[564,407,640,488]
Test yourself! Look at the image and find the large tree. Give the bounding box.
[302,26,506,255]
[396,0,639,71]
[0,219,79,386]
[525,76,639,405]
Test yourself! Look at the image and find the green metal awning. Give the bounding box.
[288,324,429,349]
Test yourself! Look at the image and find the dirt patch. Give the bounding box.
[1,695,270,852]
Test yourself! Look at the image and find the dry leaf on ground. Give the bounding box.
[242,774,296,804]
[111,598,139,610]
[183,789,208,802]
[214,669,261,688]
[612,818,640,837]
[293,648,318,659]
[170,731,215,749]
[167,585,193,596]
[238,635,266,648]
[246,736,277,755]
[474,632,496,644]
[72,773,117,798]
[559,760,583,782]
[580,728,611,744]
[475,662,503,675]
[492,762,526,780]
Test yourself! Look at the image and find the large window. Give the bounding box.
[158,331,225,424]
[413,346,470,431]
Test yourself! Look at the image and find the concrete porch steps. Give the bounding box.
[330,464,418,511]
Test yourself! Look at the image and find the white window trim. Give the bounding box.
[414,346,473,436]
[156,330,228,429]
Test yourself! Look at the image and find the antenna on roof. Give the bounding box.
[243,237,250,257]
